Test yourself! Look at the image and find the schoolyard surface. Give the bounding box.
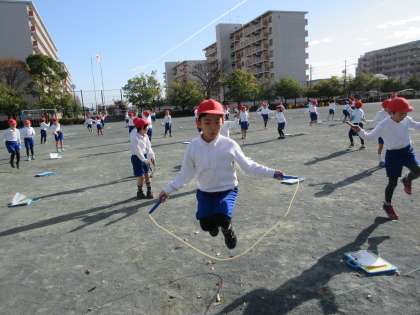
[1,102,420,315]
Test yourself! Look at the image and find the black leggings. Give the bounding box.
[200,214,231,231]
[385,164,420,203]
[10,151,20,164]
[348,123,364,145]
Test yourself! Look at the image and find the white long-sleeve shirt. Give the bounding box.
[50,123,61,134]
[275,111,286,123]
[239,111,249,122]
[21,126,35,138]
[257,107,270,115]
[164,135,275,194]
[358,116,420,150]
[350,108,365,124]
[40,122,50,131]
[85,118,93,125]
[163,115,172,124]
[129,129,155,162]
[3,128,21,144]
[308,104,317,113]
[144,115,152,129]
[128,117,135,127]
[328,102,337,111]
[220,120,237,137]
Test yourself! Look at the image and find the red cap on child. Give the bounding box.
[134,117,149,129]
[143,111,150,117]
[25,119,31,125]
[387,97,413,113]
[8,119,16,126]
[355,100,363,108]
[197,99,224,116]
[382,99,391,109]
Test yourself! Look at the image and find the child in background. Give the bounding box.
[96,116,104,136]
[328,100,337,121]
[163,110,172,137]
[352,97,420,220]
[348,100,365,149]
[128,112,135,134]
[342,100,351,122]
[224,105,230,120]
[368,99,391,166]
[125,111,130,128]
[151,109,157,123]
[100,112,106,127]
[308,99,318,126]
[85,116,93,135]
[275,104,287,139]
[21,119,36,161]
[4,119,21,168]
[158,99,285,249]
[40,118,50,144]
[239,105,249,143]
[256,101,271,129]
[130,118,155,199]
[143,111,153,141]
[51,118,64,152]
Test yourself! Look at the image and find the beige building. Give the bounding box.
[164,60,206,90]
[356,40,420,82]
[0,0,73,91]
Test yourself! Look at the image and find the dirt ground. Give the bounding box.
[1,101,420,315]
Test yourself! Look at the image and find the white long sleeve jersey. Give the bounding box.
[328,102,337,110]
[40,122,50,131]
[163,115,172,124]
[371,110,388,127]
[350,108,365,124]
[4,128,21,143]
[239,111,249,122]
[275,111,286,123]
[257,107,270,115]
[129,129,155,162]
[164,135,275,194]
[21,126,35,138]
[50,123,61,134]
[358,116,420,150]
[308,104,317,113]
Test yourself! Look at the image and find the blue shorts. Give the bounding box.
[5,141,20,154]
[329,109,335,114]
[128,126,134,134]
[343,109,350,117]
[41,129,47,137]
[54,131,63,141]
[277,122,286,130]
[87,124,92,129]
[196,187,238,220]
[131,155,149,177]
[240,121,249,130]
[310,112,318,121]
[24,137,34,149]
[261,114,269,122]
[147,128,153,140]
[385,145,419,178]
[378,137,384,145]
[96,124,102,130]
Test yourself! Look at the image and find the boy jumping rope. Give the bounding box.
[351,97,420,220]
[4,119,21,168]
[158,99,285,249]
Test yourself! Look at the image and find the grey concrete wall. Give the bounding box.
[272,12,307,85]
[216,23,241,73]
[0,1,33,60]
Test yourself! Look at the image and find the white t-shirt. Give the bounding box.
[129,129,155,161]
[239,111,249,122]
[308,104,317,113]
[358,116,420,150]
[275,111,286,123]
[164,135,275,194]
[40,122,50,131]
[85,118,93,125]
[257,106,270,115]
[350,108,365,124]
[4,128,21,143]
[50,123,61,134]
[163,115,172,124]
[328,102,337,111]
[21,126,35,138]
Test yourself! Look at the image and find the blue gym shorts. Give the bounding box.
[378,137,384,145]
[131,155,149,177]
[196,187,238,220]
[310,112,318,121]
[24,137,34,148]
[277,122,286,130]
[385,145,419,178]
[240,121,249,130]
[5,141,20,154]
[54,131,64,141]
[261,114,269,121]
[96,124,102,130]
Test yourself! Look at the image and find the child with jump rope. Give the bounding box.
[95,116,104,136]
[350,97,420,220]
[40,118,49,144]
[21,119,36,161]
[347,100,366,150]
[239,104,249,143]
[275,104,286,139]
[130,117,155,199]
[50,118,64,152]
[4,119,21,168]
[256,101,271,129]
[85,116,93,135]
[158,99,285,250]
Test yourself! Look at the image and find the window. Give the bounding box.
[269,39,273,46]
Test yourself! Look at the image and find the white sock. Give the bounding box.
[378,154,382,162]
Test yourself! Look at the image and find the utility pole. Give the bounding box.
[343,59,347,93]
[309,65,313,87]
[90,57,98,110]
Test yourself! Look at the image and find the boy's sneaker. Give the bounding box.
[348,143,354,149]
[378,161,385,168]
[146,190,154,199]
[382,203,399,220]
[137,190,146,200]
[31,156,35,160]
[209,228,219,237]
[359,145,366,150]
[401,176,412,195]
[222,225,237,249]
[26,156,31,161]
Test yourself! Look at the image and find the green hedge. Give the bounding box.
[57,118,85,125]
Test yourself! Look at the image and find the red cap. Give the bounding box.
[134,117,149,129]
[387,97,413,113]
[41,117,46,122]
[276,104,285,111]
[8,119,16,126]
[143,111,150,117]
[310,98,318,105]
[24,119,31,125]
[355,100,363,108]
[52,117,57,121]
[382,99,391,109]
[197,99,224,116]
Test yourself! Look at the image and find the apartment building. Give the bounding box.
[164,60,206,90]
[356,40,420,82]
[0,0,72,91]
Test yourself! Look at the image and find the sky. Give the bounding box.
[32,0,420,98]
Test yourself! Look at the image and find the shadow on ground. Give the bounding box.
[243,133,306,147]
[0,190,196,237]
[218,217,390,315]
[304,149,354,166]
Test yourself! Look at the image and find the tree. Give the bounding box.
[223,69,258,105]
[191,62,221,99]
[313,76,343,98]
[349,73,374,94]
[275,77,302,103]
[167,79,204,111]
[26,54,68,108]
[0,84,25,116]
[257,79,277,104]
[381,78,404,93]
[405,75,420,90]
[0,59,30,91]
[123,71,161,110]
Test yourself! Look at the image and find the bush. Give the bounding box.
[59,117,85,125]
